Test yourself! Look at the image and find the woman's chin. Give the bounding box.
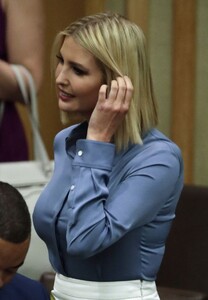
[59,110,86,125]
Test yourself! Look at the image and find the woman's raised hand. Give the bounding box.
[87,76,133,143]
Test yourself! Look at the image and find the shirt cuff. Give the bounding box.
[73,139,115,171]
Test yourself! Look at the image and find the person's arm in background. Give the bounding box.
[0,0,44,102]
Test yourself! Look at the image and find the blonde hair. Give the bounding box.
[52,12,158,150]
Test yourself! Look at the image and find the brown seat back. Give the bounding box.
[157,185,208,295]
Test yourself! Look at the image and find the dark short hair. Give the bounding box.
[0,181,31,243]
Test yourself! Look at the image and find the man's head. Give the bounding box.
[0,182,31,288]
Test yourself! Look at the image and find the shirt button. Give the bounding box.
[70,185,75,191]
[77,150,83,156]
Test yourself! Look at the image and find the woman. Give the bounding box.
[33,12,184,300]
[0,0,44,161]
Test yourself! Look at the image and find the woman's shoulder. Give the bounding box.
[124,128,183,170]
[144,128,182,156]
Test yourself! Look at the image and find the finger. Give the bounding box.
[115,77,127,103]
[108,80,118,100]
[123,76,134,105]
[98,84,108,102]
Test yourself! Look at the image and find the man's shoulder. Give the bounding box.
[0,273,49,299]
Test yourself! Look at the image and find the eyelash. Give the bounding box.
[56,55,87,77]
[72,66,86,76]
[56,54,63,64]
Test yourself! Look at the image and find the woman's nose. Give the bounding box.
[56,66,69,85]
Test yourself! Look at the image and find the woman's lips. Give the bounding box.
[59,90,75,101]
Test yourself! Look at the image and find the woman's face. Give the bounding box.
[55,36,104,120]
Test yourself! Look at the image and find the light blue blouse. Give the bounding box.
[33,122,184,281]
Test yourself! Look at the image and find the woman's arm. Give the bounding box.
[65,139,183,258]
[0,0,44,102]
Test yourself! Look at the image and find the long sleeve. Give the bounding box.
[33,125,183,280]
[66,138,182,258]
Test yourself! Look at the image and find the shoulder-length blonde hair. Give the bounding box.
[52,12,158,151]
